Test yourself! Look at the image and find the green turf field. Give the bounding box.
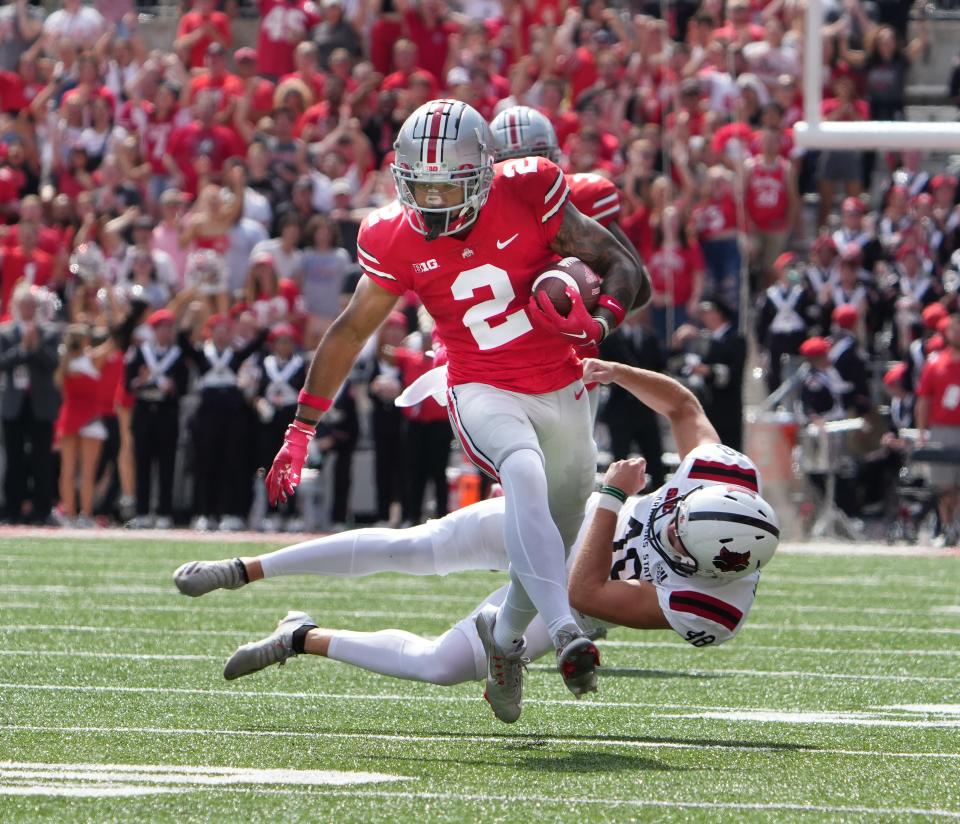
[1,535,959,822]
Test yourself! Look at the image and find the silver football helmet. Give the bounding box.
[647,485,779,581]
[392,99,495,241]
[490,106,559,163]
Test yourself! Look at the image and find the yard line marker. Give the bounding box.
[662,710,960,728]
[2,625,958,660]
[2,723,959,762]
[0,761,409,797]
[883,705,960,715]
[745,622,960,636]
[0,650,217,662]
[231,787,960,818]
[0,784,178,798]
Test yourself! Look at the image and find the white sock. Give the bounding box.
[259,525,440,578]
[326,627,479,686]
[492,449,576,649]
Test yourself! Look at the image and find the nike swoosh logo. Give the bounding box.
[562,331,588,340]
[496,233,519,249]
[574,387,586,401]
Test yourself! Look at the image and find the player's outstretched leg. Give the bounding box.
[224,612,489,686]
[174,511,509,597]
[223,610,318,680]
[473,604,528,724]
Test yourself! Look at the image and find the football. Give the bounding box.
[532,257,602,317]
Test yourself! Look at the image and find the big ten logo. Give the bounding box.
[413,259,439,273]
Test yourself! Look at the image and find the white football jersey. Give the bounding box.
[578,443,763,647]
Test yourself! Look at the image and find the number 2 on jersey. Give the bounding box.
[451,264,532,351]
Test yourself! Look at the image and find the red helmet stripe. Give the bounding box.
[425,103,445,165]
[508,110,520,148]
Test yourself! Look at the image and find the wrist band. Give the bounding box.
[599,484,628,503]
[298,388,332,413]
[290,420,317,436]
[598,294,626,326]
[594,315,611,342]
[294,414,319,426]
[597,493,624,513]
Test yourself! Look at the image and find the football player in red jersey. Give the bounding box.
[264,99,649,723]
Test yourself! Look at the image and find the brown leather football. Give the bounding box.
[531,257,601,317]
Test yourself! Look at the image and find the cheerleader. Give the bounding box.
[54,324,113,527]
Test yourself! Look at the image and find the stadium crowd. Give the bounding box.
[0,0,958,535]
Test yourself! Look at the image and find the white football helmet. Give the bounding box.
[392,99,495,241]
[648,485,779,581]
[490,106,560,163]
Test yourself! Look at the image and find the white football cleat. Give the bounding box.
[223,611,317,681]
[555,628,600,698]
[173,558,247,597]
[474,606,527,724]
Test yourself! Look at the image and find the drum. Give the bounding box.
[797,418,864,475]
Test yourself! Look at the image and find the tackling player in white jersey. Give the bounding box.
[175,362,779,721]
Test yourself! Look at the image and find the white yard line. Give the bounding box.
[1,524,957,557]
[0,761,409,797]
[232,788,960,818]
[2,723,959,762]
[2,625,958,659]
[663,710,960,728]
[0,650,217,662]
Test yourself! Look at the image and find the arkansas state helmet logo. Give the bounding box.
[713,548,751,573]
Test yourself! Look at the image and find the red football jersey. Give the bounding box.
[356,156,580,394]
[694,193,739,240]
[567,173,620,227]
[917,350,960,427]
[745,158,790,232]
[256,0,320,77]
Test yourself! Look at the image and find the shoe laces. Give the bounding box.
[491,650,528,689]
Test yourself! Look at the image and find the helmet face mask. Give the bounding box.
[490,106,560,163]
[648,485,779,581]
[392,100,495,241]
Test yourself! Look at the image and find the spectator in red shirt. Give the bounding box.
[817,75,867,229]
[256,0,320,80]
[693,165,742,314]
[187,43,245,118]
[163,92,246,197]
[399,0,461,85]
[745,128,797,286]
[0,222,53,320]
[280,42,325,104]
[916,312,960,545]
[393,334,452,525]
[646,205,706,341]
[538,76,579,147]
[381,39,438,99]
[174,0,232,71]
[712,0,764,45]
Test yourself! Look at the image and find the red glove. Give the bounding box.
[528,287,604,346]
[266,421,316,506]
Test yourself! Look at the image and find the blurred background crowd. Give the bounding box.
[2,0,960,538]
